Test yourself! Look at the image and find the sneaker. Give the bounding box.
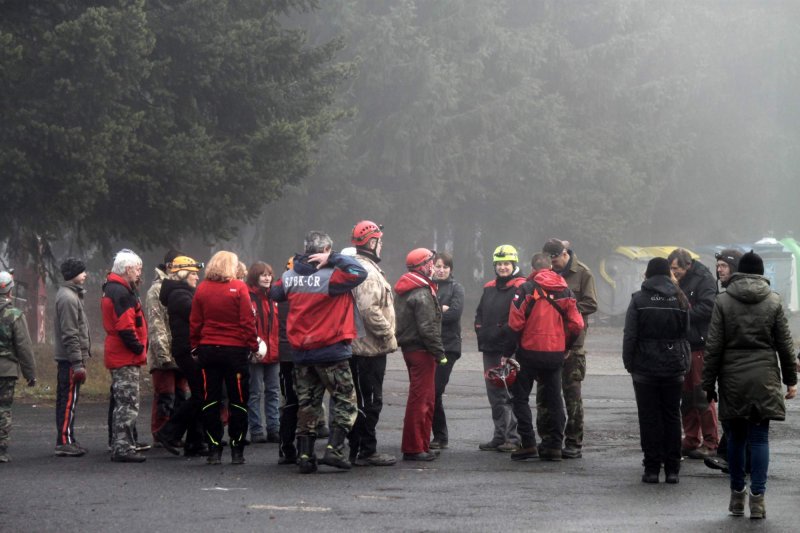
[538,448,563,461]
[429,439,448,450]
[478,440,503,451]
[687,445,714,459]
[496,442,518,453]
[134,441,152,452]
[353,453,397,466]
[402,452,436,462]
[511,446,539,461]
[249,433,268,444]
[110,451,146,463]
[562,446,582,459]
[55,443,86,457]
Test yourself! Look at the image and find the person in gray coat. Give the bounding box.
[54,258,91,457]
[702,251,797,519]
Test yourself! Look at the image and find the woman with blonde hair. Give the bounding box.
[190,251,258,465]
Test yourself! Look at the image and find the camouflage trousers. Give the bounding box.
[537,349,586,449]
[293,360,356,437]
[0,377,15,452]
[110,366,140,455]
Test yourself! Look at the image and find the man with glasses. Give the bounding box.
[539,238,597,459]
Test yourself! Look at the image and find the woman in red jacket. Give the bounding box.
[190,251,258,465]
[246,262,280,444]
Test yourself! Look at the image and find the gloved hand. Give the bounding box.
[439,356,448,366]
[705,389,718,404]
[71,364,87,384]
[26,378,36,387]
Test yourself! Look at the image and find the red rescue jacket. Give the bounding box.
[249,287,280,364]
[102,272,148,369]
[190,279,258,351]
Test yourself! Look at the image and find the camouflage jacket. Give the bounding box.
[53,281,91,365]
[146,268,176,371]
[351,254,397,357]
[0,299,36,380]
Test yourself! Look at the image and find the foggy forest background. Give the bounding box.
[2,0,799,305]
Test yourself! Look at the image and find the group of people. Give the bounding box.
[623,247,797,519]
[0,229,796,520]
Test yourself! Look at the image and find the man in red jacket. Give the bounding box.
[507,253,584,461]
[102,249,148,463]
[270,231,367,474]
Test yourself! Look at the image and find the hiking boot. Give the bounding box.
[665,472,679,484]
[206,446,223,465]
[249,433,267,444]
[402,451,437,461]
[478,440,503,451]
[641,471,659,484]
[153,431,182,456]
[55,443,86,457]
[539,448,563,461]
[297,436,318,474]
[496,442,518,453]
[110,451,146,463]
[685,445,713,460]
[562,446,582,459]
[729,487,746,516]
[231,446,245,465]
[749,490,765,519]
[319,427,351,470]
[184,442,210,457]
[429,439,448,450]
[511,446,539,461]
[354,453,397,466]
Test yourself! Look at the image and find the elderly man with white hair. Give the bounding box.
[102,249,149,463]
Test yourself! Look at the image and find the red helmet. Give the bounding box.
[484,358,520,389]
[351,220,383,247]
[405,248,435,271]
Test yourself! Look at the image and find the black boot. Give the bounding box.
[206,445,222,465]
[320,426,351,470]
[297,436,317,474]
[231,445,245,465]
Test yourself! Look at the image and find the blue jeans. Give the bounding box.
[724,419,769,495]
[248,363,280,436]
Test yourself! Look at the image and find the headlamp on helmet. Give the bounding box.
[169,256,204,273]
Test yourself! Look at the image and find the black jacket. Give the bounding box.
[677,260,717,349]
[436,276,464,354]
[623,275,690,382]
[159,279,195,358]
[474,273,525,354]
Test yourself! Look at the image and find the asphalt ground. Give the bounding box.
[2,327,799,532]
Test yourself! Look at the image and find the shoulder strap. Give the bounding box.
[534,285,569,321]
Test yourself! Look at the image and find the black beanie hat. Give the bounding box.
[738,250,764,275]
[60,258,86,281]
[645,257,671,279]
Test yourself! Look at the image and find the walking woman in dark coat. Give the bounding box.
[622,257,690,484]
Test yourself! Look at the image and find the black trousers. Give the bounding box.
[632,378,683,474]
[432,351,461,443]
[197,345,250,448]
[348,354,387,459]
[511,358,565,450]
[279,361,299,457]
[159,349,204,448]
[56,361,81,445]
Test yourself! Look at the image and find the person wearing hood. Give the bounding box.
[702,251,797,519]
[667,247,719,460]
[154,256,207,457]
[430,251,464,451]
[0,271,36,463]
[622,257,691,484]
[53,258,91,457]
[145,250,187,446]
[394,248,447,461]
[540,238,597,459]
[474,244,526,452]
[270,231,367,473]
[508,253,584,462]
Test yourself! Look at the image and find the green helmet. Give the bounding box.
[492,244,518,263]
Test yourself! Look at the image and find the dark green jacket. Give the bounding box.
[393,274,445,360]
[0,299,36,380]
[702,273,797,422]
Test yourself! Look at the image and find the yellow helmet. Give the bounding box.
[492,244,519,263]
[169,256,203,273]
